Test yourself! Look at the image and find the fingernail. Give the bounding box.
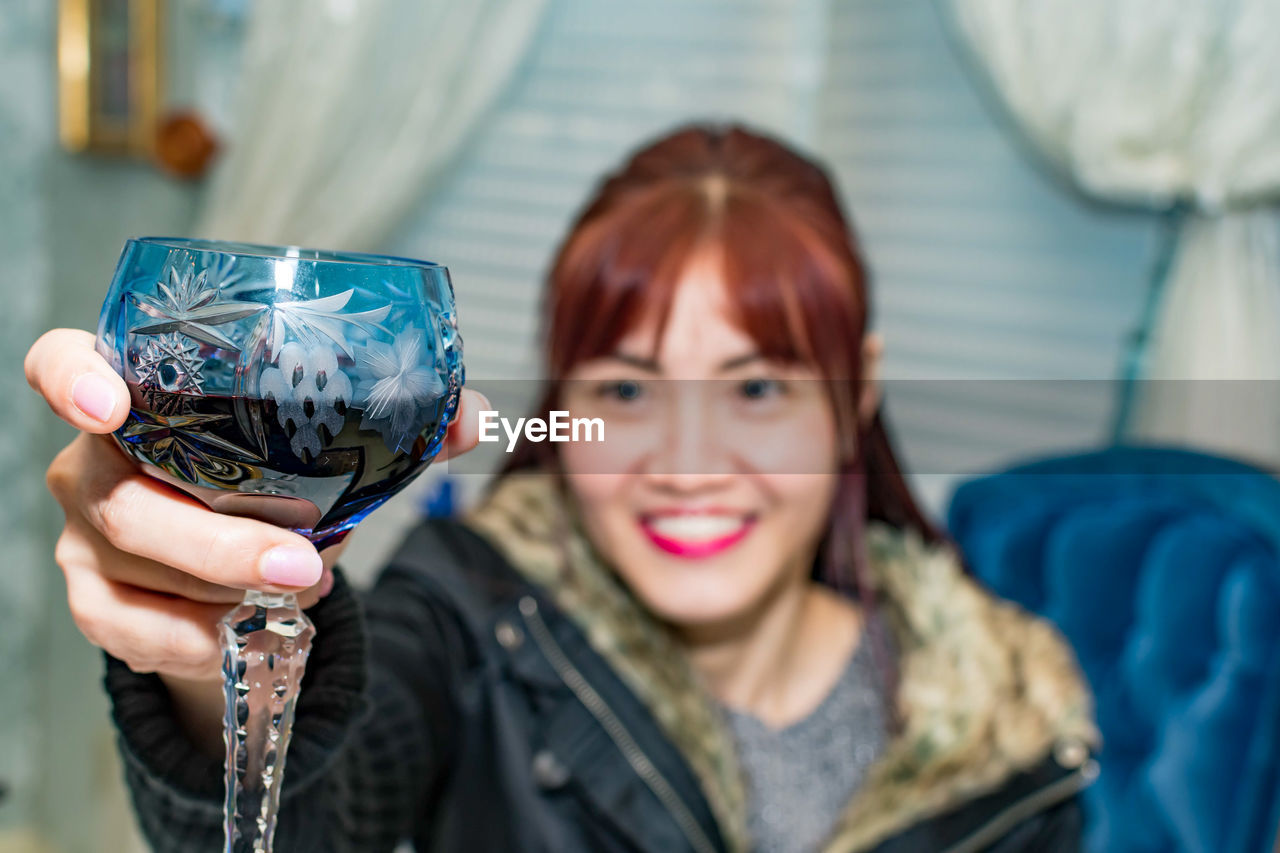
[476,392,493,412]
[260,545,323,587]
[72,374,117,422]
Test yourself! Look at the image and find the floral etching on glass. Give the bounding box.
[257,290,391,360]
[354,328,445,453]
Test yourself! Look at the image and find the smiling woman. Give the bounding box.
[58,124,1099,853]
[462,126,1097,853]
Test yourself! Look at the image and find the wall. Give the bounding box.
[1,2,200,850]
[0,1,57,844]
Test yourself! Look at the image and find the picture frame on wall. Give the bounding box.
[58,0,163,156]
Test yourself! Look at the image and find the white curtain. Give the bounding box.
[946,0,1280,466]
[194,0,549,250]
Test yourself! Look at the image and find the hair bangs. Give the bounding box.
[548,183,710,371]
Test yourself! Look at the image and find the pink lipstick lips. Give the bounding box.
[639,512,756,558]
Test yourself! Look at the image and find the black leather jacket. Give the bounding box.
[105,519,1090,852]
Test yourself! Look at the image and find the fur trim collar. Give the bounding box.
[466,474,1098,852]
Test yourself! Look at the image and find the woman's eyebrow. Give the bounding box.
[718,352,765,371]
[604,352,661,372]
[600,351,765,372]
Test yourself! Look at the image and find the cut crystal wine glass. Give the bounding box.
[96,237,463,852]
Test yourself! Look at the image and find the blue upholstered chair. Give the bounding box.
[947,446,1280,853]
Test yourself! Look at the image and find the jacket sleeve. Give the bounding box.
[104,558,472,852]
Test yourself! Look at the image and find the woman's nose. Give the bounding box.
[644,383,736,488]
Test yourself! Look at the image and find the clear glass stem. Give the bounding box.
[219,589,316,853]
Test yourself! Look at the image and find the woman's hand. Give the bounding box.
[26,328,488,683]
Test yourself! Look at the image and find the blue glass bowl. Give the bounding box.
[96,237,464,547]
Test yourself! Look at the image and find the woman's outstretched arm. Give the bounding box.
[105,558,473,852]
[27,328,489,851]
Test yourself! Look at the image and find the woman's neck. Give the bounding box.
[678,575,861,729]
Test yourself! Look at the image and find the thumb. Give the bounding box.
[25,328,130,433]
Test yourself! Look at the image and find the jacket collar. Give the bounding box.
[466,473,1098,852]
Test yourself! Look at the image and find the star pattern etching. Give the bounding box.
[134,333,206,413]
[130,266,263,351]
[118,408,256,483]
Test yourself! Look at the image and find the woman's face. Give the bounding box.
[559,250,843,631]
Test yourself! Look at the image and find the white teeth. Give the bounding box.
[647,516,746,542]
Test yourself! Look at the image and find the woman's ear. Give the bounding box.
[859,332,883,427]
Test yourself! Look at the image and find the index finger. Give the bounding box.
[78,464,324,593]
[25,329,130,433]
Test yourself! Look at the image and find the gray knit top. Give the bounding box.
[720,639,887,853]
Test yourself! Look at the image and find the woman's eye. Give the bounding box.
[739,377,782,400]
[598,379,644,401]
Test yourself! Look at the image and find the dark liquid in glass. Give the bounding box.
[112,383,447,547]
